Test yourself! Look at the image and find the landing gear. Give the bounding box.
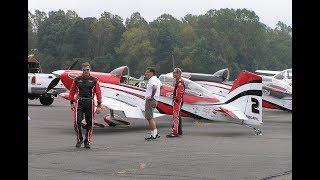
[81,121,106,128]
[255,129,262,136]
[93,122,105,128]
[39,94,54,106]
[103,110,130,127]
[244,124,262,135]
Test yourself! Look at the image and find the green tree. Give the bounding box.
[125,12,149,30]
[28,11,37,51]
[117,28,155,76]
[32,9,292,78]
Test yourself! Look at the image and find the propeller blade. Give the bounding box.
[68,59,79,70]
[46,77,60,92]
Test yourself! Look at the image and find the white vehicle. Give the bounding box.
[28,55,66,105]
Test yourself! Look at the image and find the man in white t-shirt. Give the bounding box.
[144,67,162,140]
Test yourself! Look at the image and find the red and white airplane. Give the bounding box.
[255,69,292,111]
[184,69,292,111]
[47,66,263,135]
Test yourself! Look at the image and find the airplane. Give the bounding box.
[181,68,292,111]
[46,66,263,135]
[254,69,292,111]
[255,69,292,86]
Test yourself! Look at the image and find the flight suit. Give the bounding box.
[171,79,185,135]
[69,75,102,144]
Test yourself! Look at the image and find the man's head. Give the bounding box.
[81,62,91,76]
[145,67,156,79]
[173,68,182,79]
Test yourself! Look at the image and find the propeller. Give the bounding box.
[68,59,79,71]
[46,60,79,92]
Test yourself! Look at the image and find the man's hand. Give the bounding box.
[96,106,102,114]
[71,104,75,111]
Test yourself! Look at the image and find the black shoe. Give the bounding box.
[178,131,183,136]
[166,133,179,138]
[154,133,160,139]
[75,140,83,148]
[84,142,90,149]
[145,133,160,140]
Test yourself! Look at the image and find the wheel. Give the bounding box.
[28,94,38,100]
[256,129,262,136]
[39,95,54,106]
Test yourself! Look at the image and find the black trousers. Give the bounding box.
[178,117,182,135]
[74,99,94,143]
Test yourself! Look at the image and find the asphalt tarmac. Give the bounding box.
[28,97,292,180]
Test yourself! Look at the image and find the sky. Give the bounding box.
[28,0,292,28]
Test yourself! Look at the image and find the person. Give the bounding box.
[167,68,185,138]
[69,62,102,148]
[144,67,162,140]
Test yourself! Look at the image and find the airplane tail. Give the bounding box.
[224,71,262,125]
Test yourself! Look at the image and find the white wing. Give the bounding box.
[101,97,164,119]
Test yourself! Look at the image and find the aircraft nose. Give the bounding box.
[52,70,65,77]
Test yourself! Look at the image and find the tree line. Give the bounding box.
[28,8,292,79]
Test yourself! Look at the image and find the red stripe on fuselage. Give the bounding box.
[262,100,282,110]
[100,85,145,100]
[156,102,190,117]
[269,85,287,93]
[160,85,220,103]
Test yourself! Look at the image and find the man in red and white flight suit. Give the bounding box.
[69,62,102,148]
[167,68,185,138]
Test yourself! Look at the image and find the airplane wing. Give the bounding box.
[101,97,165,119]
[255,70,280,76]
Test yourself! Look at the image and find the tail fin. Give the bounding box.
[225,71,262,125]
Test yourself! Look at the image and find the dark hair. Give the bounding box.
[146,67,156,75]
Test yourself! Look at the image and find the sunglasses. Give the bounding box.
[82,68,90,71]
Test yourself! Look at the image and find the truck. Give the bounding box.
[28,54,67,105]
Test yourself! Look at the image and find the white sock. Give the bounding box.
[151,129,158,137]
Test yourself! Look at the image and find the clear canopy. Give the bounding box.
[274,69,292,80]
[159,73,214,98]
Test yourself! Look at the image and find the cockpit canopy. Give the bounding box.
[287,69,292,79]
[274,69,292,80]
[110,66,130,83]
[213,68,230,82]
[159,73,214,98]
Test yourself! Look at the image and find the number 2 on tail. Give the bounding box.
[251,98,259,113]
